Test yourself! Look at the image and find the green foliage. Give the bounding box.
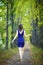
[0,0,43,48]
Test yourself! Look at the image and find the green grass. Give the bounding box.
[0,47,18,63]
[29,43,43,65]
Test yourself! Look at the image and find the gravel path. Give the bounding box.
[5,41,32,65]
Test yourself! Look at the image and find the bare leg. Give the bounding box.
[18,47,25,62]
[22,47,24,58]
[18,47,23,61]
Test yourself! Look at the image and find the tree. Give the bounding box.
[6,0,9,49]
[10,0,14,48]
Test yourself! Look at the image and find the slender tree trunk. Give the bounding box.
[10,0,14,48]
[6,0,9,49]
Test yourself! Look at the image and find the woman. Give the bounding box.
[12,24,31,62]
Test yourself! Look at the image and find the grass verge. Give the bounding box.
[0,47,18,64]
[29,43,43,65]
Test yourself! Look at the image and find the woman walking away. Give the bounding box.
[12,24,31,62]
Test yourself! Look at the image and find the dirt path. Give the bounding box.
[5,41,32,65]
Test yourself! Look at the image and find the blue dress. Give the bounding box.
[17,30,24,47]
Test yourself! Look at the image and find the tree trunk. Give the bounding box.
[10,0,14,48]
[6,0,9,49]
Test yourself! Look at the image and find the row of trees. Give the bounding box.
[0,0,43,49]
[0,0,19,49]
[30,0,43,49]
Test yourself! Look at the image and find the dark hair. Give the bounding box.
[18,24,23,31]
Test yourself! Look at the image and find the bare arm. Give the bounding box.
[12,31,18,43]
[24,31,31,37]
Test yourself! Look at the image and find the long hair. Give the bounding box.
[18,24,23,31]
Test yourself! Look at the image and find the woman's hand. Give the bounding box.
[28,34,31,36]
[11,30,18,43]
[12,40,13,43]
[24,31,31,37]
[11,40,14,43]
[25,34,31,37]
